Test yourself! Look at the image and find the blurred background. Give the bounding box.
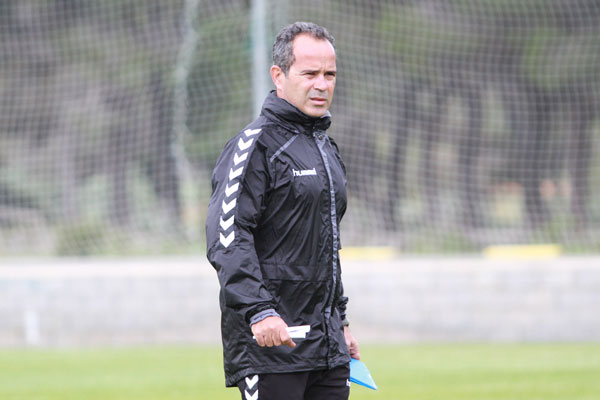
[1,0,600,348]
[2,0,600,256]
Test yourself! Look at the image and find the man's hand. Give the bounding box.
[344,326,360,360]
[251,316,296,348]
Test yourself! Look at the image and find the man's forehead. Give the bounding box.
[293,34,335,54]
[291,35,336,67]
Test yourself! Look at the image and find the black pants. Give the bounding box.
[237,364,350,400]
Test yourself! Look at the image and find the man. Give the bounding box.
[206,21,359,400]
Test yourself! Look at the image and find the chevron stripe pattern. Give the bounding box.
[218,128,261,248]
[244,375,259,400]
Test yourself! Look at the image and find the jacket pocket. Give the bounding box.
[261,264,330,324]
[261,263,329,282]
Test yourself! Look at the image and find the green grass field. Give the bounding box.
[1,343,599,400]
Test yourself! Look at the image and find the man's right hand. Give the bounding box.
[251,316,296,348]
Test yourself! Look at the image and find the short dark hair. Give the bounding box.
[272,22,335,76]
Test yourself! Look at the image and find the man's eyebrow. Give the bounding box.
[299,69,337,74]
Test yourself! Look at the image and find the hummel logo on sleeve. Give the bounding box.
[229,166,244,180]
[220,215,234,230]
[222,198,237,214]
[218,128,262,248]
[233,152,248,165]
[238,137,254,151]
[224,182,240,197]
[292,168,317,177]
[244,128,261,137]
[219,231,235,247]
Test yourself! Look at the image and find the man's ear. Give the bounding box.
[270,65,284,91]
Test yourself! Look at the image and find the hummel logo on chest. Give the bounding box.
[292,168,317,177]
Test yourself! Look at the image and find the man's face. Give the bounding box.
[271,34,337,117]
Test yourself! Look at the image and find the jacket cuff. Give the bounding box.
[249,308,280,327]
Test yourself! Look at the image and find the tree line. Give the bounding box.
[0,0,599,254]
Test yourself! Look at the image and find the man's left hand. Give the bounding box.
[344,326,360,360]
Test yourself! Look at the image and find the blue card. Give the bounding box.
[349,358,378,390]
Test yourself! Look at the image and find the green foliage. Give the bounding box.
[186,5,254,168]
[523,28,600,89]
[378,3,485,80]
[55,221,107,256]
[2,0,600,255]
[453,0,550,16]
[405,229,480,254]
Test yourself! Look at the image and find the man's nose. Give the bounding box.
[313,74,328,90]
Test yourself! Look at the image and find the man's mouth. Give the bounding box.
[310,97,327,105]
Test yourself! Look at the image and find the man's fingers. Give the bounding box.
[351,341,360,359]
[351,346,360,360]
[272,333,282,347]
[280,331,296,348]
[264,333,275,347]
[344,326,360,359]
[251,316,302,348]
[275,327,293,347]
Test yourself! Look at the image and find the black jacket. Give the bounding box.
[206,92,351,387]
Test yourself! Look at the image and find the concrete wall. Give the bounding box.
[1,256,599,347]
[343,256,600,342]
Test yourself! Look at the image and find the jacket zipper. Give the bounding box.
[313,130,339,322]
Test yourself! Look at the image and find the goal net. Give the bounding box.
[1,0,599,256]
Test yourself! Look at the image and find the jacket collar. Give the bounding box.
[260,91,332,135]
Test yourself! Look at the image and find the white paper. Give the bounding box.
[286,325,311,339]
[253,325,311,340]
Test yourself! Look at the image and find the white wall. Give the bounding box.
[1,256,599,347]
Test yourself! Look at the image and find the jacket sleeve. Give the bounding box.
[337,275,349,323]
[206,136,278,325]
